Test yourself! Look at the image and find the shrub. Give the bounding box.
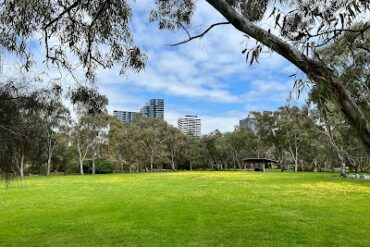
[95,159,114,174]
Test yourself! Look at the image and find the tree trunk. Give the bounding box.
[171,160,176,171]
[336,149,346,177]
[314,160,318,172]
[280,150,286,171]
[79,159,84,175]
[150,149,154,171]
[19,153,24,178]
[171,149,176,171]
[92,152,96,175]
[77,137,84,175]
[340,162,346,178]
[47,155,52,176]
[295,135,299,172]
[232,150,239,169]
[46,130,55,176]
[47,135,52,176]
[289,144,298,172]
[206,0,370,155]
[294,155,298,172]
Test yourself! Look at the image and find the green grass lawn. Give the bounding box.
[1,171,370,246]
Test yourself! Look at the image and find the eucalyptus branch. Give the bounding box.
[43,0,83,30]
[306,23,370,39]
[170,22,230,46]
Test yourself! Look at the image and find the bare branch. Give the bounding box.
[307,24,370,39]
[170,22,230,46]
[179,22,191,39]
[0,126,28,138]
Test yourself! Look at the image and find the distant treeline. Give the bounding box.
[1,80,369,177]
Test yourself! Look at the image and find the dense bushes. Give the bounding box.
[83,159,114,174]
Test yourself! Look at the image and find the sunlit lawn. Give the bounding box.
[1,171,370,246]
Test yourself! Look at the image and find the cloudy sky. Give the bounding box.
[3,1,307,134]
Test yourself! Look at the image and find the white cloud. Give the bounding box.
[2,1,304,134]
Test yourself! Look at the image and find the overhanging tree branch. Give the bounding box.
[205,0,370,154]
[43,0,83,30]
[170,22,230,46]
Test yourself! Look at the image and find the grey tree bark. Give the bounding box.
[46,130,55,176]
[150,149,154,171]
[92,150,97,175]
[288,134,299,172]
[19,153,25,178]
[77,135,90,175]
[170,148,176,171]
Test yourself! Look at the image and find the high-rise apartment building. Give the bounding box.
[113,110,139,124]
[140,99,164,119]
[113,99,164,124]
[178,115,201,137]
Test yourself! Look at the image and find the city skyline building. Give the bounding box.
[113,99,164,123]
[140,99,164,119]
[113,110,139,124]
[177,115,202,137]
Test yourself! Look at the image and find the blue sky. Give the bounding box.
[96,1,304,133]
[3,1,307,134]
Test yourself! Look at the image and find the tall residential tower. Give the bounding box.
[140,99,164,119]
[114,99,164,124]
[177,115,201,137]
[113,111,139,124]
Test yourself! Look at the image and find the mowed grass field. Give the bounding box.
[1,172,370,247]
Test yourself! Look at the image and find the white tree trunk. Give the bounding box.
[295,134,299,172]
[149,147,154,171]
[340,162,346,177]
[92,151,96,175]
[47,138,51,176]
[150,155,154,171]
[79,159,84,175]
[289,144,299,172]
[46,130,54,176]
[47,156,52,176]
[77,135,85,175]
[19,153,25,178]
